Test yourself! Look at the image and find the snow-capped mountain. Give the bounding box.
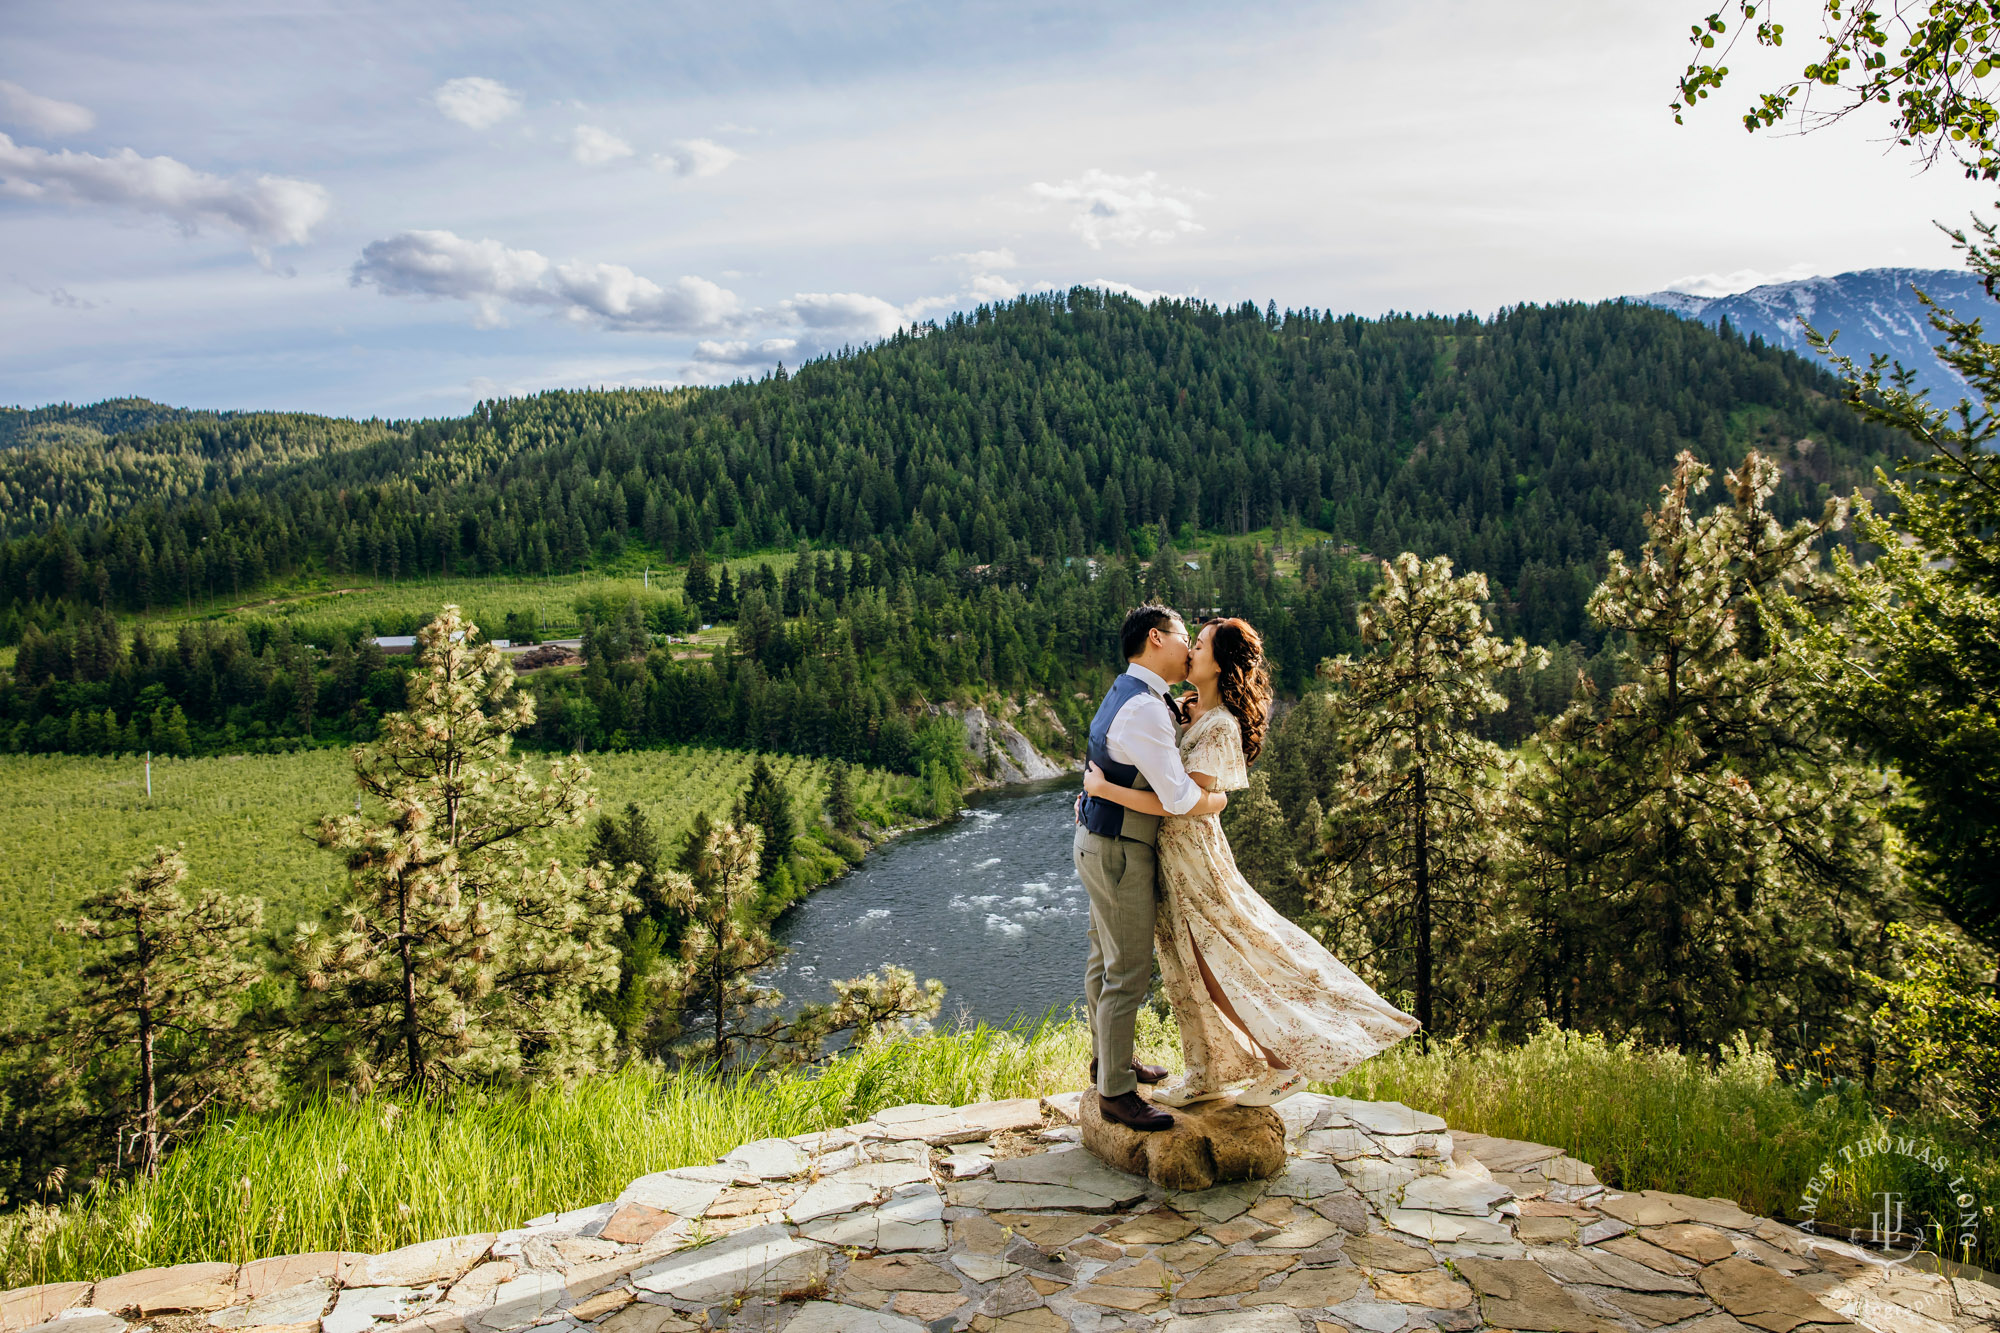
[1629,267,1996,403]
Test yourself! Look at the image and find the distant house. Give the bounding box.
[1183,560,1201,571]
[369,630,491,655]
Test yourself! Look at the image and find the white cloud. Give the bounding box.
[968,272,1024,300]
[0,132,329,250]
[693,337,800,366]
[654,138,739,178]
[1660,263,1822,298]
[351,228,741,333]
[940,247,1018,269]
[570,124,634,165]
[349,230,547,326]
[433,77,522,130]
[1090,279,1181,303]
[1029,169,1201,248]
[0,81,94,137]
[779,291,904,338]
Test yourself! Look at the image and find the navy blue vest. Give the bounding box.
[1077,672,1166,844]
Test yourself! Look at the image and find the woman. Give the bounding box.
[1083,617,1420,1107]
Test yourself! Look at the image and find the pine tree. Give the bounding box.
[293,605,633,1095]
[1517,452,1906,1052]
[663,817,774,1064]
[737,756,797,883]
[589,801,668,920]
[50,847,274,1175]
[825,760,859,833]
[1786,236,2000,951]
[684,551,714,616]
[1311,553,1540,1037]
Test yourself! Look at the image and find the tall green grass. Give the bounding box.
[1330,1026,1999,1271]
[0,1017,1161,1288]
[6,1019,1995,1288]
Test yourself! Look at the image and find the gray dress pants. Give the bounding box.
[1074,826,1157,1098]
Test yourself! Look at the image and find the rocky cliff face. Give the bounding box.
[937,702,1071,785]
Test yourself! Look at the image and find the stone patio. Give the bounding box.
[5,1092,1995,1333]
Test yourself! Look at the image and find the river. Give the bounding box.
[763,775,1092,1028]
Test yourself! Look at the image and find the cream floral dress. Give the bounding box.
[1155,706,1421,1086]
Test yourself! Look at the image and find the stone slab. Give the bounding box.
[1311,1191,1373,1234]
[1240,1265,1367,1309]
[1169,1179,1269,1223]
[632,1223,828,1303]
[210,1280,333,1329]
[1457,1258,1619,1333]
[358,1236,496,1289]
[990,1145,1149,1201]
[825,1162,930,1193]
[1534,1247,1702,1294]
[1039,1091,1083,1123]
[1646,1223,1740,1264]
[599,1204,675,1247]
[719,1138,808,1180]
[1,1284,93,1332]
[1161,1311,1300,1333]
[236,1256,368,1301]
[1373,1268,1474,1308]
[1175,1254,1296,1300]
[947,1181,1116,1212]
[321,1286,416,1333]
[1303,1126,1378,1160]
[1402,1174,1513,1216]
[37,1316,127,1333]
[787,1179,881,1225]
[614,1174,724,1218]
[467,1273,564,1333]
[1343,1234,1437,1273]
[781,1303,925,1333]
[1699,1257,1854,1333]
[1335,1099,1448,1136]
[843,1256,958,1294]
[1452,1131,1567,1174]
[1267,1158,1349,1199]
[799,1185,946,1252]
[598,1306,696,1333]
[94,1264,241,1316]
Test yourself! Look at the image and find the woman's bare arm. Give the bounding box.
[1083,763,1226,816]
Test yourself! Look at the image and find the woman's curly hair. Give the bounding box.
[1205,617,1272,764]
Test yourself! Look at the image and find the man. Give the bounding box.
[1074,603,1228,1131]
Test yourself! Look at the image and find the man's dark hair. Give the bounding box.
[1120,603,1183,661]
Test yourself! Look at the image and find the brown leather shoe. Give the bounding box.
[1090,1056,1171,1085]
[1098,1091,1175,1132]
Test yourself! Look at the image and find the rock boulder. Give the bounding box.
[1080,1092,1285,1191]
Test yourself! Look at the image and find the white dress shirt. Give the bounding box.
[1106,663,1204,816]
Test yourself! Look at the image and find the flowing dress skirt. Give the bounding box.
[1154,799,1420,1084]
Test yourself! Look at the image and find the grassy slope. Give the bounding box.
[4,1020,1993,1287]
[0,748,915,1024]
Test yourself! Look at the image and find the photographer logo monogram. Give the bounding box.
[1799,1134,1980,1263]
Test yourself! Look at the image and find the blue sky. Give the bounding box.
[0,0,1985,417]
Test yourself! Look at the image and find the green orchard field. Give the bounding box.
[0,746,914,1025]
[114,549,805,644]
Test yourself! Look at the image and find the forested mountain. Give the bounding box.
[0,397,200,452]
[0,289,1900,649]
[1631,267,1996,404]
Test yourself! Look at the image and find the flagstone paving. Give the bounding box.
[6,1093,1996,1333]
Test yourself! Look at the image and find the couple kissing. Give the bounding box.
[1074,604,1421,1132]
